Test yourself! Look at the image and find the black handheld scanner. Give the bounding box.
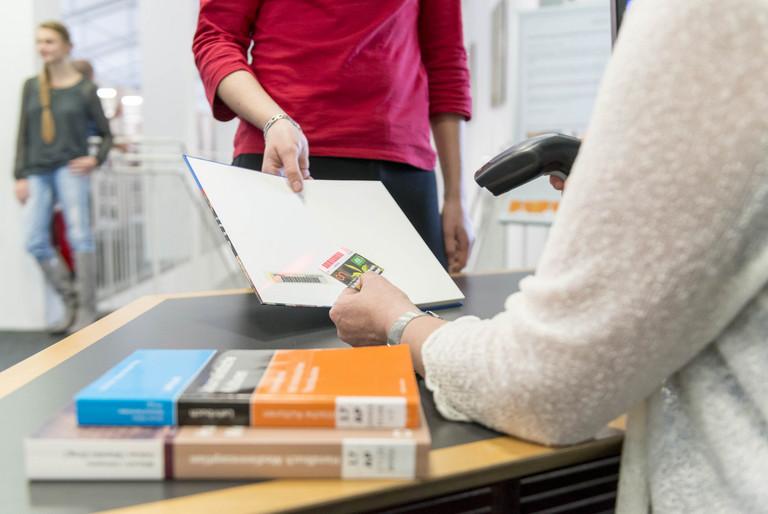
[474,133,581,196]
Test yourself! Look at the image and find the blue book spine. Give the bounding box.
[75,349,216,426]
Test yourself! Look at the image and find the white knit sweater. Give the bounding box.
[421,0,768,512]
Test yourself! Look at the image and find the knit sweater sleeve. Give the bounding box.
[421,0,768,446]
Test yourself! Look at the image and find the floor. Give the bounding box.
[0,331,60,372]
[0,273,247,373]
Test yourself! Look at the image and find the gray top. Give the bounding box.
[420,0,768,512]
[14,76,113,179]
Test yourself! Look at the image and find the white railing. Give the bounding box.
[91,137,242,309]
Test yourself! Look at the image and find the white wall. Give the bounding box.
[461,0,527,270]
[462,0,603,193]
[137,0,198,149]
[137,0,237,161]
[461,0,608,270]
[0,0,60,330]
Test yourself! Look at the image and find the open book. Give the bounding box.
[184,156,464,308]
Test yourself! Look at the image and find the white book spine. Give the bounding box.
[25,438,165,480]
[335,396,407,428]
[341,438,416,479]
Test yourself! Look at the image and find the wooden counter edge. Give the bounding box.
[96,433,623,514]
[0,270,529,399]
[0,281,626,514]
[0,288,251,399]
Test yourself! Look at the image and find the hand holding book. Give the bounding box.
[330,272,418,344]
[330,273,448,377]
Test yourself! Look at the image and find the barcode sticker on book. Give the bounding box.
[341,438,416,479]
[268,273,325,284]
[335,397,407,429]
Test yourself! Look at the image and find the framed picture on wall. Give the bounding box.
[490,0,508,107]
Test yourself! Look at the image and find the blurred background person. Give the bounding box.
[193,0,473,272]
[13,21,113,335]
[71,59,94,82]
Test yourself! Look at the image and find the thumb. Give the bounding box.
[338,286,358,299]
[357,271,381,290]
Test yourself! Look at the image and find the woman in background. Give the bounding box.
[330,0,768,511]
[13,21,113,334]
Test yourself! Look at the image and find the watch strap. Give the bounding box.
[386,310,440,346]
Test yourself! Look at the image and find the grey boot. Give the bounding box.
[38,256,78,335]
[69,252,98,334]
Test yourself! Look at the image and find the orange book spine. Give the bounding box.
[250,396,420,428]
[249,346,421,428]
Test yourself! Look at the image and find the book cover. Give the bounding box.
[76,346,421,429]
[24,406,172,480]
[183,156,465,309]
[75,349,217,426]
[25,406,430,480]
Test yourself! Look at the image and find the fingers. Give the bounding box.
[443,226,458,271]
[68,158,92,175]
[444,225,470,273]
[299,146,311,180]
[329,304,340,324]
[260,150,281,175]
[282,148,304,192]
[444,237,457,263]
[455,227,470,269]
[549,175,565,191]
[448,257,461,274]
[357,271,385,289]
[448,247,467,273]
[262,120,309,191]
[330,286,357,323]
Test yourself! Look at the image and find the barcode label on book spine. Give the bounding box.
[335,397,407,428]
[341,438,416,479]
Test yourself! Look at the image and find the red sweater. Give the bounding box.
[193,0,472,171]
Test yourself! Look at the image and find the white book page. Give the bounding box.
[185,157,464,308]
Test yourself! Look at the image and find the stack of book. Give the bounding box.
[25,345,430,480]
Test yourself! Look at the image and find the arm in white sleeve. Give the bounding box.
[422,0,768,446]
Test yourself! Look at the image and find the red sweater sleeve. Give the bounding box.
[192,0,261,121]
[418,0,472,121]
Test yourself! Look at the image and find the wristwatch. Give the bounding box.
[386,310,440,347]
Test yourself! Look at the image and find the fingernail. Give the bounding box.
[292,181,302,192]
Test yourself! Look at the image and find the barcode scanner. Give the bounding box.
[474,133,581,195]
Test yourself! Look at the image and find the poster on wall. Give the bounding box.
[516,5,611,140]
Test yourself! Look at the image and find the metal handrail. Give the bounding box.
[91,139,240,304]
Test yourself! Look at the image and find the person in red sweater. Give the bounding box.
[193,0,473,271]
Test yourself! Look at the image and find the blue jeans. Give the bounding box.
[24,166,94,261]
